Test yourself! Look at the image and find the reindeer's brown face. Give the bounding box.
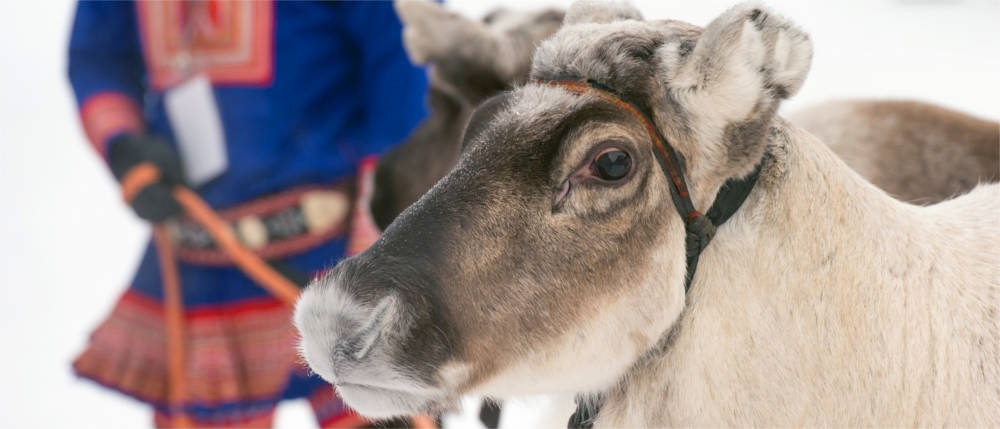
[297,1,812,418]
[298,86,688,417]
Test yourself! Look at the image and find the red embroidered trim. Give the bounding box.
[154,410,276,428]
[136,0,275,90]
[79,92,144,158]
[310,385,366,428]
[320,412,370,429]
[346,156,382,257]
[73,290,301,407]
[118,289,286,321]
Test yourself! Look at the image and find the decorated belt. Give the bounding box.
[169,183,353,266]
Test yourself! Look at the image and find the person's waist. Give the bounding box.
[190,162,360,208]
[169,180,355,266]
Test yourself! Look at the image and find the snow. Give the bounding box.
[0,1,995,428]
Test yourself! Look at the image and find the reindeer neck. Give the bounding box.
[692,120,917,295]
[596,120,935,427]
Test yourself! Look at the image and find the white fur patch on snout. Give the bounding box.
[295,276,451,418]
[293,275,368,383]
[349,295,400,361]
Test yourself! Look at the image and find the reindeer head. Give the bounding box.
[297,1,812,418]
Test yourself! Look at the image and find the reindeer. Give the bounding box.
[299,1,1000,427]
[791,100,999,204]
[371,3,564,229]
[371,1,999,231]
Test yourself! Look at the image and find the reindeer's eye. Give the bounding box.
[592,148,632,181]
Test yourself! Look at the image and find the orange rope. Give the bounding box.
[152,225,193,428]
[410,415,438,429]
[171,187,301,306]
[120,162,161,203]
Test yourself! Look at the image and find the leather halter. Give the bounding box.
[536,78,763,428]
[538,78,762,290]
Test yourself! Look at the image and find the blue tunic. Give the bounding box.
[68,1,428,426]
[69,1,428,207]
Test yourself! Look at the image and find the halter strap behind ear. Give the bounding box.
[536,78,729,289]
[537,78,764,429]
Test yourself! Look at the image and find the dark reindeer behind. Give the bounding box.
[370,2,564,229]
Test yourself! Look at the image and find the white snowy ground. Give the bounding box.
[0,0,996,428]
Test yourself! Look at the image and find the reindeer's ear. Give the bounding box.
[396,0,516,103]
[672,3,812,118]
[394,0,486,65]
[564,0,642,25]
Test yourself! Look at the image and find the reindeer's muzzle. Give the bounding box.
[294,255,452,418]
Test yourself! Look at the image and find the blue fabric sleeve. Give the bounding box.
[68,1,146,109]
[342,2,430,158]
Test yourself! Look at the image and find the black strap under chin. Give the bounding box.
[683,161,763,290]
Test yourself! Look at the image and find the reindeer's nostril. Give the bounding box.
[294,274,400,377]
[337,295,399,362]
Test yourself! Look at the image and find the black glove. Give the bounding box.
[108,133,185,222]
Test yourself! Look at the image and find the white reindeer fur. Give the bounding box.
[527,2,1000,426]
[597,124,1000,426]
[298,1,1000,425]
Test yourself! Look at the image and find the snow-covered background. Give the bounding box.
[0,0,996,428]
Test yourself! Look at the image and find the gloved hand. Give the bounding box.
[107,133,185,222]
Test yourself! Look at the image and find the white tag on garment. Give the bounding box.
[164,74,228,186]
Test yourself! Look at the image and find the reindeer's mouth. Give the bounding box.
[335,382,451,418]
[295,286,453,419]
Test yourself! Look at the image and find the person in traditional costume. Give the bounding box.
[68,2,428,426]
